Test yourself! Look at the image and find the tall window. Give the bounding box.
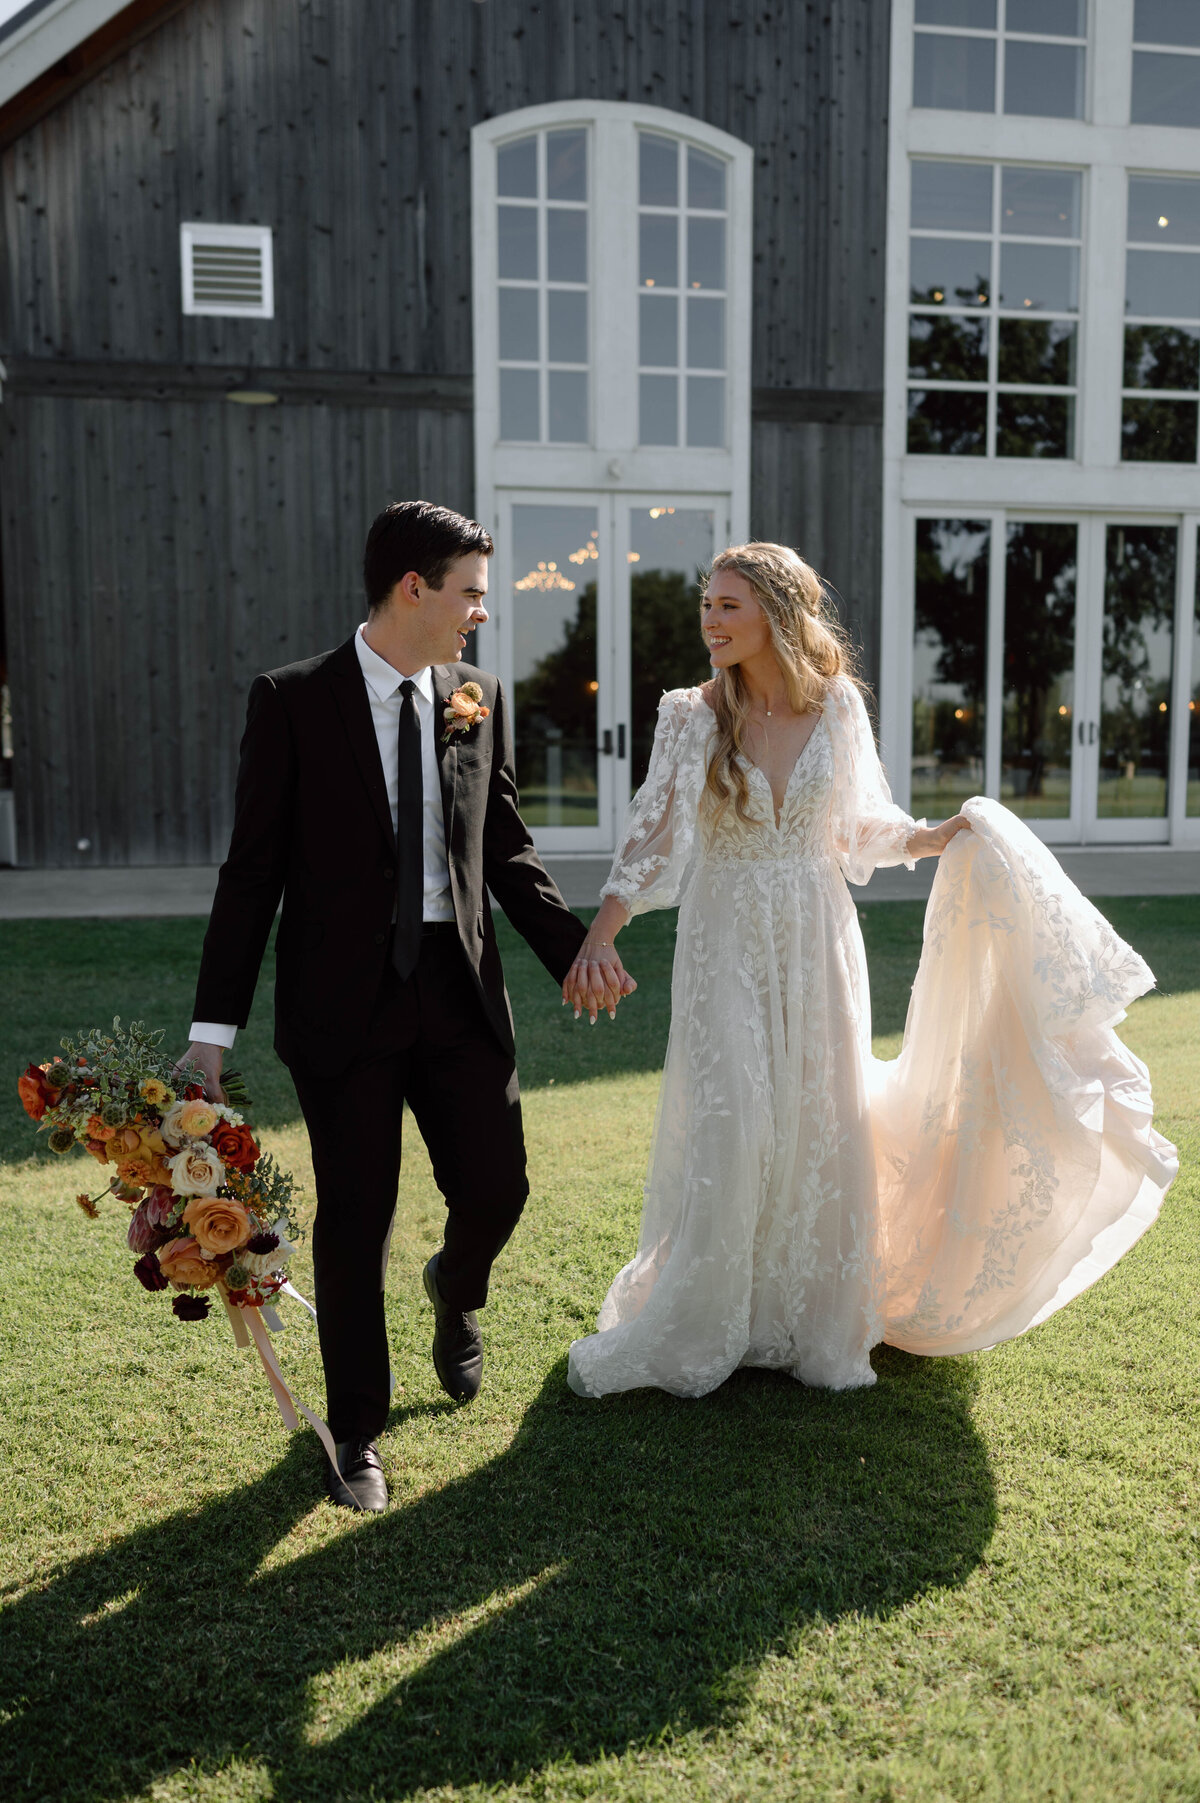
[497,128,590,445]
[907,160,1082,458]
[1132,1,1200,128]
[1123,174,1200,462]
[637,133,728,448]
[913,1,1086,119]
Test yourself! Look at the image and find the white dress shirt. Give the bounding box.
[191,624,455,1050]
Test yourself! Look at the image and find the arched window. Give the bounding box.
[471,102,752,852]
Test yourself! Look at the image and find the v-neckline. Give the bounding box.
[745,712,826,829]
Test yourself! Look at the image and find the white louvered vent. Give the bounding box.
[181,223,274,318]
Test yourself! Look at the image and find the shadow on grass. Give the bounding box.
[0,1351,994,1801]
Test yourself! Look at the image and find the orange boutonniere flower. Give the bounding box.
[441,681,490,744]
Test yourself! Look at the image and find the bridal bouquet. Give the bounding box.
[18,1020,300,1324]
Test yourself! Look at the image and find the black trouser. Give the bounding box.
[290,926,528,1442]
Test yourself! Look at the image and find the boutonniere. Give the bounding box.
[441,681,490,744]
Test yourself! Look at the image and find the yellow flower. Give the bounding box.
[140,1079,174,1107]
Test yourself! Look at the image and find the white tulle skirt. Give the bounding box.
[567,799,1177,1398]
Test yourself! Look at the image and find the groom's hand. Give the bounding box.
[171,1042,227,1104]
[562,946,637,1025]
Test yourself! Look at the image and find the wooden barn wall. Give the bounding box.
[0,0,890,866]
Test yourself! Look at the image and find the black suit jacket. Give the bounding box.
[192,636,587,1074]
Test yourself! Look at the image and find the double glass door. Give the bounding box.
[911,513,1200,842]
[492,491,728,850]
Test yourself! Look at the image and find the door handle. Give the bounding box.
[601,729,613,756]
[617,724,627,759]
[1088,721,1096,745]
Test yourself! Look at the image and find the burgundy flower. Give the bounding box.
[144,1185,178,1228]
[172,1293,211,1322]
[245,1230,280,1255]
[127,1200,170,1254]
[133,1251,169,1292]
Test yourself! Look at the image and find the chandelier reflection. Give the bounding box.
[514,560,577,593]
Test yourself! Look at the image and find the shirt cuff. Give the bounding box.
[188,1021,238,1050]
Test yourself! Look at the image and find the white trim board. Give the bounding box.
[0,0,131,110]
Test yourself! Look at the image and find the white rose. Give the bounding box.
[166,1145,226,1197]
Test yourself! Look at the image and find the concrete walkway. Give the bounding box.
[0,846,1197,919]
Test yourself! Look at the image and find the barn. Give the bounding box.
[2,0,1199,872]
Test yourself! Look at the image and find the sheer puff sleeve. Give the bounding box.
[600,687,708,917]
[824,675,924,888]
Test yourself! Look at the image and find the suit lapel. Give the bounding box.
[431,665,459,854]
[327,635,397,853]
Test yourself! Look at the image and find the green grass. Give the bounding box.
[0,899,1197,1803]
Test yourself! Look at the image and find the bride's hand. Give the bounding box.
[562,942,636,1024]
[906,815,973,859]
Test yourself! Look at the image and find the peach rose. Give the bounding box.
[448,690,477,718]
[182,1194,252,1255]
[160,1098,219,1145]
[86,1114,117,1142]
[166,1145,225,1197]
[156,1237,223,1289]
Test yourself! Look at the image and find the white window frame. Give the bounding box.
[180,222,275,319]
[883,0,1200,844]
[471,99,752,683]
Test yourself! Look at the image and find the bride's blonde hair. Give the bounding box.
[703,541,860,823]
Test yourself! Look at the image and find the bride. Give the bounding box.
[563,542,1177,1400]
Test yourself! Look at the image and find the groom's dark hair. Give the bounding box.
[364,500,494,611]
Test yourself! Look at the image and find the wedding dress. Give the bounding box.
[566,678,1177,1399]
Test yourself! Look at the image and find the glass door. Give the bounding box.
[495,490,728,852]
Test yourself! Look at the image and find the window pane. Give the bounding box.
[687,296,725,369]
[1132,52,1200,127]
[548,370,588,443]
[910,237,991,305]
[911,160,993,232]
[546,130,586,202]
[498,205,538,280]
[686,375,724,446]
[499,287,539,361]
[996,392,1074,456]
[1190,533,1200,815]
[629,507,715,789]
[1098,526,1175,820]
[1002,523,1076,819]
[1006,0,1085,33]
[547,209,586,283]
[1128,176,1200,247]
[998,318,1076,384]
[909,313,989,380]
[914,34,996,111]
[687,216,725,289]
[1003,42,1084,118]
[912,519,990,817]
[500,367,539,440]
[1121,397,1199,460]
[688,147,726,211]
[1124,325,1200,389]
[497,136,537,199]
[640,292,679,366]
[1136,0,1200,48]
[915,0,995,23]
[907,389,988,453]
[998,243,1078,311]
[511,503,600,828]
[640,373,678,444]
[1126,248,1200,319]
[548,290,587,363]
[640,213,678,288]
[639,133,678,207]
[1001,168,1081,238]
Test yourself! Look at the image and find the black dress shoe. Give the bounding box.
[325,1437,388,1512]
[423,1254,484,1401]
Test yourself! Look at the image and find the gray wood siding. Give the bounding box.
[0,0,891,865]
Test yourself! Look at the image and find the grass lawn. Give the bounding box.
[0,897,1197,1803]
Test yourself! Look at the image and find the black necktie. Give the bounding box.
[391,678,423,978]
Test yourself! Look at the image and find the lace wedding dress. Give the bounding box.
[566,678,1177,1399]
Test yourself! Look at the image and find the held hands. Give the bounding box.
[171,1042,227,1104]
[562,941,638,1025]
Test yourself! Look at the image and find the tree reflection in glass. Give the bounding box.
[628,508,714,789]
[912,520,989,817]
[511,505,601,828]
[1190,532,1200,817]
[1002,524,1076,818]
[1099,526,1175,819]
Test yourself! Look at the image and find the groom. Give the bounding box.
[180,501,633,1511]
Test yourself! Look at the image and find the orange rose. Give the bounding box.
[182,1194,253,1255]
[18,1064,59,1121]
[156,1237,223,1289]
[210,1122,259,1174]
[448,690,477,718]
